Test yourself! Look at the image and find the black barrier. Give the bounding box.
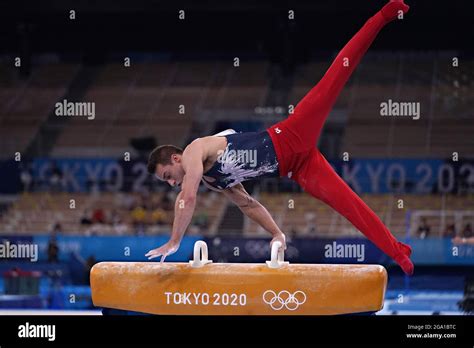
[204,236,389,264]
[0,315,471,345]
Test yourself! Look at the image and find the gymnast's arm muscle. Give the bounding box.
[222,184,285,239]
[168,141,204,244]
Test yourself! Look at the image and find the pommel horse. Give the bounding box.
[90,241,387,315]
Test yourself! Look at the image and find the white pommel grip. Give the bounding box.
[266,241,289,269]
[189,241,213,268]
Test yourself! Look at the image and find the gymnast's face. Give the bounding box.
[155,154,185,188]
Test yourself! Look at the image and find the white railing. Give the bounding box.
[409,209,474,237]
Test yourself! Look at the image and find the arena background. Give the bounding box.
[0,0,473,316]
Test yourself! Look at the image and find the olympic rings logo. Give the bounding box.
[262,290,307,311]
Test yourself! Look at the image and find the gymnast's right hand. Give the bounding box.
[145,239,180,262]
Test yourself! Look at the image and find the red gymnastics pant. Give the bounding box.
[267,0,414,275]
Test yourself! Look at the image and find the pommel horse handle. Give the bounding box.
[189,240,213,268]
[189,240,288,269]
[266,241,289,269]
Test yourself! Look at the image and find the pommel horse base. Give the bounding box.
[90,241,387,315]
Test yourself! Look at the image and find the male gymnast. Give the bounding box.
[145,0,414,275]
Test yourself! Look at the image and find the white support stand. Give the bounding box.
[266,241,289,269]
[189,241,213,268]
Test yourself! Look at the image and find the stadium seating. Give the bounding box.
[244,192,474,238]
[0,191,227,236]
[0,63,79,159]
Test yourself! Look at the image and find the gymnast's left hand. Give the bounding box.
[145,239,180,262]
[270,232,287,251]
